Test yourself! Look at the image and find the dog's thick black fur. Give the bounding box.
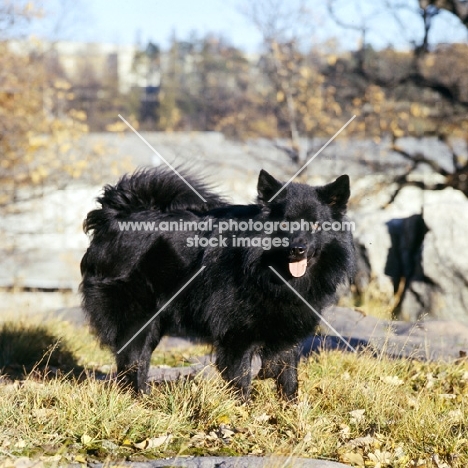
[81,168,355,400]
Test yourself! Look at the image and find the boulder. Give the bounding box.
[353,186,468,322]
[419,189,468,321]
[351,185,426,300]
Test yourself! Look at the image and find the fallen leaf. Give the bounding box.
[348,435,375,448]
[219,426,235,439]
[425,372,435,389]
[394,446,405,460]
[254,413,270,423]
[207,431,218,440]
[133,434,172,450]
[80,434,92,445]
[341,451,364,465]
[380,375,404,386]
[448,409,463,422]
[32,409,54,421]
[432,453,450,468]
[349,409,365,424]
[368,449,393,464]
[217,415,230,425]
[121,438,133,446]
[407,396,419,408]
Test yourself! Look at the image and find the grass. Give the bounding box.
[0,319,467,467]
[339,279,398,321]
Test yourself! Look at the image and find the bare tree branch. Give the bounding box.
[420,0,468,27]
[391,142,450,176]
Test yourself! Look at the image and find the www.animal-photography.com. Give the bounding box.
[1,1,468,467]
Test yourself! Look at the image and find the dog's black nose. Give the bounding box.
[290,245,307,257]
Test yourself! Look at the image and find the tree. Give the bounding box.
[326,0,468,196]
[0,47,85,205]
[156,32,263,138]
[0,3,108,209]
[128,41,162,129]
[241,0,351,167]
[158,33,183,130]
[421,0,468,27]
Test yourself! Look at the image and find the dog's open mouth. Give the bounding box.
[289,258,307,277]
[288,249,317,278]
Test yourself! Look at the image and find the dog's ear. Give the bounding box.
[257,170,285,204]
[317,175,350,213]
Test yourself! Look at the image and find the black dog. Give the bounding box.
[80,168,354,400]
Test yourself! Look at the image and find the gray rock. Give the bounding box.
[90,456,349,467]
[320,306,468,360]
[351,185,426,300]
[352,186,468,322]
[420,189,468,321]
[385,188,468,321]
[394,136,456,174]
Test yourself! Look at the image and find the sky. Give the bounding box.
[26,0,468,52]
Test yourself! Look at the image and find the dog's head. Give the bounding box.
[257,169,351,278]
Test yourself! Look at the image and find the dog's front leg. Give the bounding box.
[215,344,256,401]
[259,345,301,401]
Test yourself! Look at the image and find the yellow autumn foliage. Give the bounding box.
[0,39,99,202]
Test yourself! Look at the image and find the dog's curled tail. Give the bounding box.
[83,167,226,236]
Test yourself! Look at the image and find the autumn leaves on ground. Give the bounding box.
[0,319,467,468]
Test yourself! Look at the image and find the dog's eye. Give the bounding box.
[280,221,288,229]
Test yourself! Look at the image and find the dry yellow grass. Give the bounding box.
[0,319,467,467]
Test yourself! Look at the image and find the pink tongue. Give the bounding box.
[289,258,307,278]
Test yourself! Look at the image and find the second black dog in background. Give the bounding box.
[80,168,355,400]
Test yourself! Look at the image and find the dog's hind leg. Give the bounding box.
[115,321,160,394]
[215,344,256,400]
[259,345,301,401]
